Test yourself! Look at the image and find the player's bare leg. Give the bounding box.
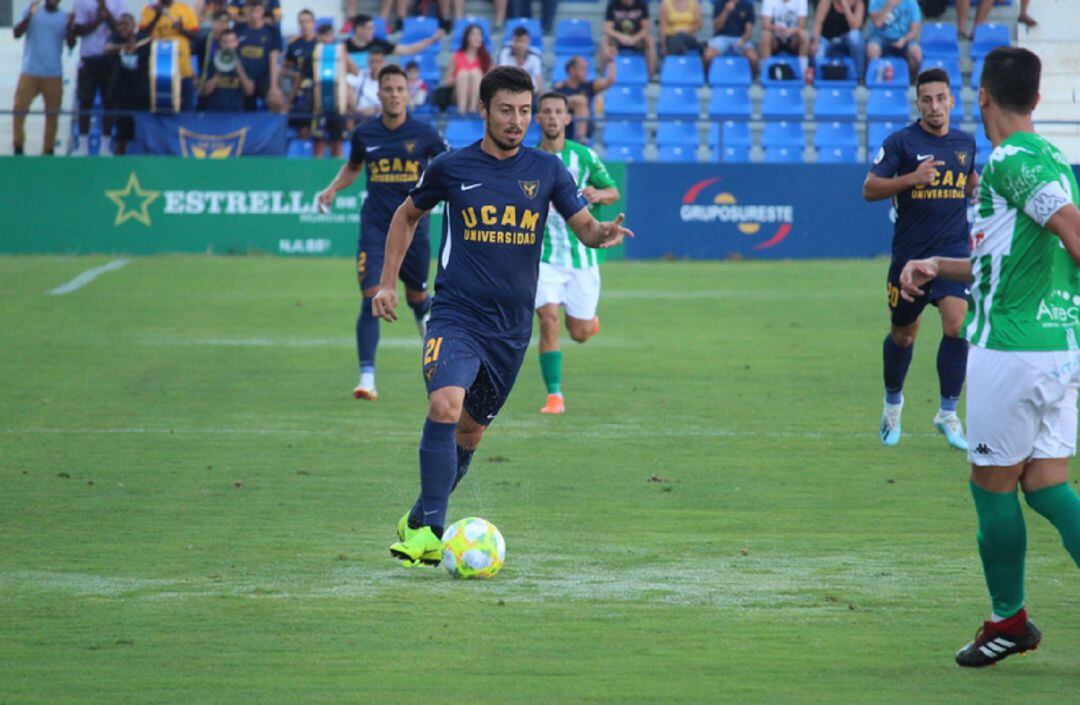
[355,285,381,400]
[405,288,431,339]
[537,304,566,413]
[934,296,969,449]
[881,318,919,445]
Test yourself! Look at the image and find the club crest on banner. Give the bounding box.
[178,127,249,158]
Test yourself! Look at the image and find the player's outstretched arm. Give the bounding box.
[1046,204,1080,266]
[317,161,362,212]
[899,257,972,302]
[372,197,428,322]
[863,159,944,201]
[566,210,634,249]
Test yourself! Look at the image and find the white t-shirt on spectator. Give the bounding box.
[496,46,544,89]
[74,0,126,59]
[347,72,381,115]
[761,0,808,32]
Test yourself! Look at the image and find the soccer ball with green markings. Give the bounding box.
[442,517,505,579]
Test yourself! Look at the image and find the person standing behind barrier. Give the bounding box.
[237,0,284,111]
[202,27,254,112]
[551,55,615,143]
[138,0,200,111]
[104,12,148,155]
[71,0,124,156]
[11,0,72,155]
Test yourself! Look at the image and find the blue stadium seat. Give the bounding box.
[721,120,751,148]
[815,121,858,148]
[707,87,751,119]
[451,17,493,51]
[920,57,962,87]
[866,58,910,87]
[817,146,859,164]
[761,87,804,120]
[972,23,1010,60]
[604,86,647,118]
[866,88,910,121]
[970,58,984,89]
[603,120,645,147]
[606,143,644,162]
[950,93,965,122]
[523,122,540,146]
[416,52,441,86]
[657,86,699,118]
[761,120,804,149]
[719,145,751,163]
[814,57,858,87]
[972,95,982,121]
[614,54,649,86]
[402,17,440,44]
[867,121,902,158]
[707,56,751,87]
[502,18,542,48]
[975,130,991,166]
[660,55,705,86]
[656,145,697,163]
[445,119,484,147]
[760,56,802,87]
[813,87,856,121]
[554,19,595,55]
[656,120,699,148]
[921,22,960,61]
[763,146,803,163]
[286,139,313,158]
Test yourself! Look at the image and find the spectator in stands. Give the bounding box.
[104,12,147,155]
[344,13,444,64]
[70,0,123,156]
[312,22,349,157]
[202,27,255,111]
[444,23,491,115]
[658,0,702,57]
[760,0,810,73]
[507,0,557,35]
[954,0,991,39]
[11,0,72,155]
[347,46,385,118]
[238,0,284,111]
[227,0,281,25]
[138,0,200,111]
[703,0,759,74]
[440,0,507,31]
[373,0,408,33]
[283,10,318,147]
[810,0,865,79]
[1019,0,1037,27]
[496,26,544,90]
[866,0,922,79]
[194,10,230,110]
[603,0,657,78]
[552,55,615,142]
[404,60,429,110]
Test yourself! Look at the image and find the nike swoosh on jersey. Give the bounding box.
[366,146,381,152]
[916,153,934,161]
[460,183,482,191]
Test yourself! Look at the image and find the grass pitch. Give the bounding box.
[1,256,1078,704]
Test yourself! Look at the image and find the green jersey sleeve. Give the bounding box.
[986,142,1072,227]
[583,145,617,191]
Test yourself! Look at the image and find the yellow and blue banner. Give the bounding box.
[133,113,288,157]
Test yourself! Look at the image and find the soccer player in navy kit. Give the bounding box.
[371,67,633,565]
[864,67,978,449]
[317,64,448,400]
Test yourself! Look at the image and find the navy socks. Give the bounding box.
[417,419,457,535]
[937,335,968,412]
[882,335,913,404]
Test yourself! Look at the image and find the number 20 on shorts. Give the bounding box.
[424,337,444,366]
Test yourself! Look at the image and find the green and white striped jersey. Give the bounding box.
[965,132,1080,351]
[540,140,617,270]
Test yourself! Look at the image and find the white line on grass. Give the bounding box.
[47,259,130,296]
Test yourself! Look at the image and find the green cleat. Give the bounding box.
[390,525,443,566]
[396,511,421,542]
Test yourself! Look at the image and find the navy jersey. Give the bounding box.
[409,142,590,341]
[238,23,281,83]
[284,36,317,82]
[348,116,448,237]
[870,121,976,261]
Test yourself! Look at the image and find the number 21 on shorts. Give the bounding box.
[423,337,444,366]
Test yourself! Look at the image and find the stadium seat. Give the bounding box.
[554,19,595,55]
[656,145,697,163]
[950,94,965,122]
[721,120,751,148]
[656,86,699,118]
[975,130,992,166]
[971,23,1010,60]
[604,86,647,118]
[866,58,909,87]
[402,16,440,44]
[416,52,441,86]
[866,88,910,121]
[761,120,804,149]
[707,56,752,87]
[867,121,902,157]
[970,58,984,89]
[760,56,802,86]
[719,144,751,163]
[502,18,542,47]
[660,56,705,86]
[286,139,313,159]
[761,87,804,120]
[815,121,858,148]
[606,143,644,162]
[445,119,484,147]
[920,57,962,92]
[813,87,857,121]
[707,87,751,119]
[603,120,645,147]
[451,17,493,51]
[816,146,859,164]
[921,22,960,61]
[656,120,699,148]
[614,54,649,87]
[814,57,858,87]
[763,146,803,163]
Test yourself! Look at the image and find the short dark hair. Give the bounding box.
[298,8,314,19]
[479,66,534,107]
[981,46,1041,114]
[369,46,386,57]
[245,0,264,8]
[916,67,950,91]
[404,60,419,71]
[212,9,230,21]
[353,13,372,27]
[565,56,581,73]
[378,64,408,86]
[221,28,238,38]
[538,91,569,110]
[512,27,530,39]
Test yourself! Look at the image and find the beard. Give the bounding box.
[487,125,523,151]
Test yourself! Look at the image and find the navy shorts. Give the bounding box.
[357,227,430,292]
[421,319,529,426]
[886,258,970,327]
